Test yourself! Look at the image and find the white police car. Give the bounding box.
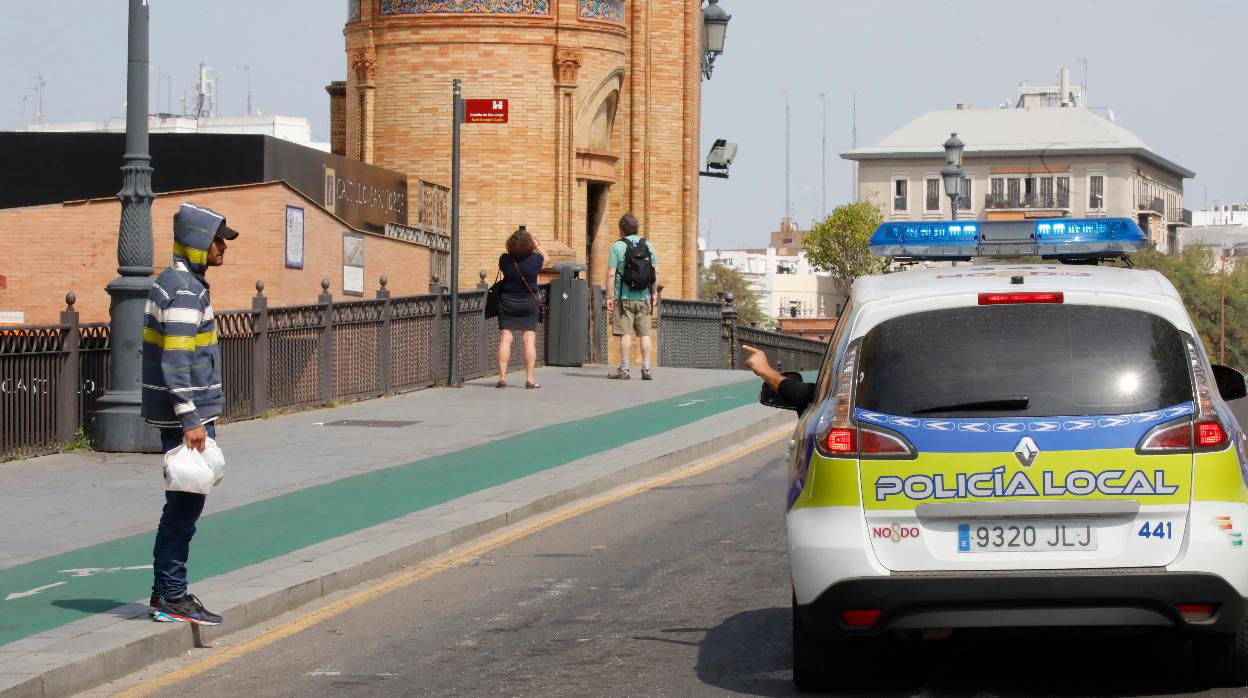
[774,218,1248,691]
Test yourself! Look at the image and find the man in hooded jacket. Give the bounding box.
[141,203,239,625]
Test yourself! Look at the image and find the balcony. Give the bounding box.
[1169,207,1193,227]
[984,193,1071,211]
[1138,197,1165,216]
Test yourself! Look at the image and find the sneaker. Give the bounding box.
[641,368,653,381]
[608,367,630,380]
[151,593,222,626]
[148,593,158,617]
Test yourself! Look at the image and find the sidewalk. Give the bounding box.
[0,365,794,697]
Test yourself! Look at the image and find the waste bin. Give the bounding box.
[545,262,589,366]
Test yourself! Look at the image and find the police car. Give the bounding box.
[774,218,1248,691]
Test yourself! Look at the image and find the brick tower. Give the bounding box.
[335,0,702,299]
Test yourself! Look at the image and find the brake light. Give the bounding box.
[825,428,856,453]
[1198,421,1227,448]
[978,292,1064,305]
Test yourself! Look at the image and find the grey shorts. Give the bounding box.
[612,299,652,337]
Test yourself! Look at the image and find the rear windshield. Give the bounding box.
[856,305,1193,418]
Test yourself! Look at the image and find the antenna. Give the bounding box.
[782,88,792,222]
[819,92,827,220]
[194,63,217,118]
[29,74,46,123]
[1080,58,1089,105]
[851,90,858,201]
[238,64,252,116]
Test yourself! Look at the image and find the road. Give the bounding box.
[118,438,1245,698]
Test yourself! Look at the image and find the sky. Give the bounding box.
[3,1,1245,250]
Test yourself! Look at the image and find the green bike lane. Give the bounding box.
[0,378,762,647]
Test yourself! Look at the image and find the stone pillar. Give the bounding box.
[548,46,584,267]
[326,81,347,157]
[351,45,377,164]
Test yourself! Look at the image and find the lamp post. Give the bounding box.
[942,132,964,222]
[93,0,160,452]
[702,0,731,81]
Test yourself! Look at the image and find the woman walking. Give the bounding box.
[496,226,549,389]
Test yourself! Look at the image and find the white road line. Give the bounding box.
[5,581,67,601]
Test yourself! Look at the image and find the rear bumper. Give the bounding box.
[799,571,1248,638]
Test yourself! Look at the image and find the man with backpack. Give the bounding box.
[605,212,658,380]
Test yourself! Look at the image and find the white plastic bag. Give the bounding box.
[203,438,225,486]
[163,444,215,495]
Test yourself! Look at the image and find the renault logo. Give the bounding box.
[1014,437,1040,467]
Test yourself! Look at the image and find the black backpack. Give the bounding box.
[620,238,656,291]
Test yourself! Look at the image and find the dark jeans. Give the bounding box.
[153,423,215,600]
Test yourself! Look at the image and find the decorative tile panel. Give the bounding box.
[381,0,551,15]
[348,0,361,21]
[578,0,625,22]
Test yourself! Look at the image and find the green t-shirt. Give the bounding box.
[608,235,658,301]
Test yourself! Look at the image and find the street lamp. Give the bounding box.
[942,132,965,221]
[702,0,731,80]
[93,0,160,452]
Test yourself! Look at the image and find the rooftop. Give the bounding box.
[841,107,1194,179]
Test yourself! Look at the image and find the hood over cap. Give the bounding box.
[172,203,239,274]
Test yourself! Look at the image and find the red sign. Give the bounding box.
[463,99,509,124]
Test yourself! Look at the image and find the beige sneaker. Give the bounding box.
[608,367,631,380]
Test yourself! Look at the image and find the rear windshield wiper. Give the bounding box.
[911,397,1030,415]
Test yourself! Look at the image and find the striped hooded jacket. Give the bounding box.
[141,204,225,430]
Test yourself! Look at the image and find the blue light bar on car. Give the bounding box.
[868,218,1147,260]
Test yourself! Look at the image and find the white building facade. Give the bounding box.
[701,247,845,321]
[842,70,1195,254]
[25,114,329,152]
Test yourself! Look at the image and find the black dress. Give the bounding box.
[498,252,542,331]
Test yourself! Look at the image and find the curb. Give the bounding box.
[0,405,793,698]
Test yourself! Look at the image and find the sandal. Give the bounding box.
[526,381,541,390]
[495,380,506,389]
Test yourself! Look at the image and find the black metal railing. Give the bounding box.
[658,295,828,372]
[985,193,1070,210]
[3,279,826,460]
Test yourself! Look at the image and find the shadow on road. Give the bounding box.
[51,598,145,618]
[696,606,1213,697]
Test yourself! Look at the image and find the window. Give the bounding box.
[1007,178,1021,207]
[1038,177,1054,208]
[925,179,940,212]
[855,305,1192,418]
[1056,177,1071,208]
[958,177,972,211]
[1089,175,1105,210]
[990,177,1005,207]
[893,178,909,212]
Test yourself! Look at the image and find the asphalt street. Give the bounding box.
[121,432,1248,698]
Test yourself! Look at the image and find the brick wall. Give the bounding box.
[342,0,700,308]
[0,183,434,324]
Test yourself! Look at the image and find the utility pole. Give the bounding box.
[1221,257,1227,364]
[819,92,826,220]
[782,88,791,221]
[93,0,159,452]
[851,90,858,201]
[30,74,46,123]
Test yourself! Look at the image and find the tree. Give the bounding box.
[1131,246,1248,371]
[802,200,890,296]
[699,264,766,327]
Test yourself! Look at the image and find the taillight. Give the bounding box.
[1137,419,1192,454]
[825,428,856,453]
[814,342,859,458]
[1197,421,1227,448]
[860,425,916,459]
[979,292,1064,305]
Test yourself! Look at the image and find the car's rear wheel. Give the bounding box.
[1196,620,1248,687]
[792,594,849,692]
